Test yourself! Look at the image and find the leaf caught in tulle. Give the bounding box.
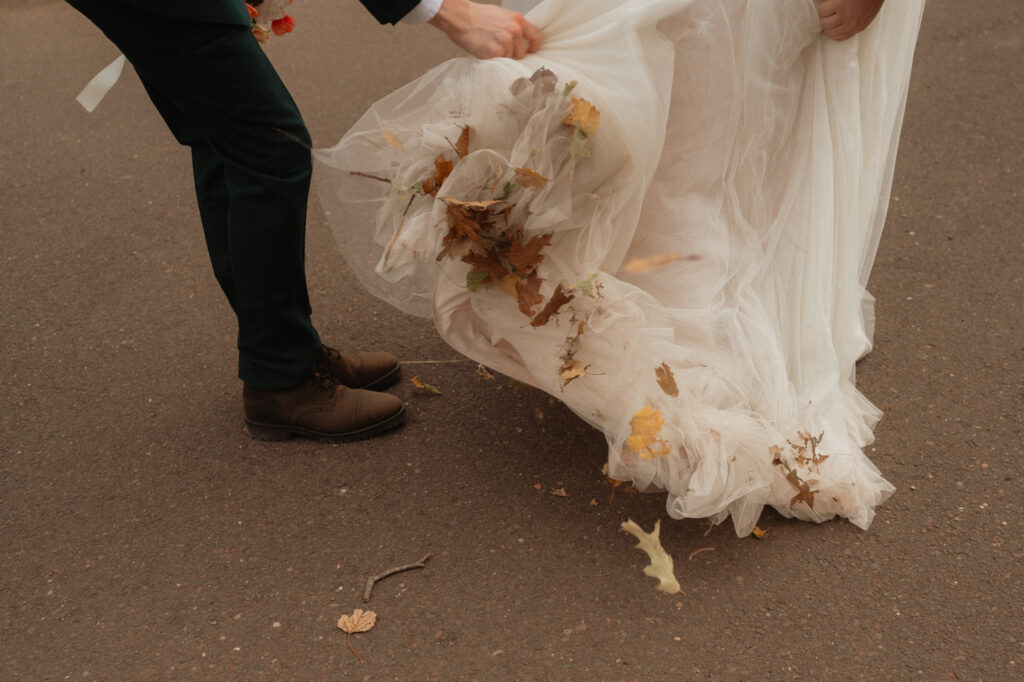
[530,284,574,327]
[455,125,470,159]
[462,249,510,287]
[515,275,544,316]
[620,519,681,595]
[563,97,600,137]
[514,167,548,190]
[786,470,817,510]
[574,273,598,297]
[560,362,587,384]
[623,253,682,273]
[381,128,405,151]
[626,405,671,460]
[655,363,679,397]
[421,155,454,197]
[508,232,553,277]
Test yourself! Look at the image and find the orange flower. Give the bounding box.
[271,14,295,36]
[251,23,271,43]
[245,3,259,19]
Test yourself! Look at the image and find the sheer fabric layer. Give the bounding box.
[315,0,925,535]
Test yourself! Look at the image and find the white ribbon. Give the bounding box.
[76,54,126,113]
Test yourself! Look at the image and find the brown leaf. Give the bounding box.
[655,363,679,397]
[530,283,574,327]
[462,249,510,286]
[337,609,377,634]
[563,97,600,137]
[508,232,553,276]
[475,364,495,380]
[455,125,470,159]
[421,155,454,196]
[514,167,548,190]
[515,275,544,316]
[497,273,522,298]
[786,470,817,510]
[411,377,442,395]
[623,253,682,273]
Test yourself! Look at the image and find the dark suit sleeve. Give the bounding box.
[358,0,423,25]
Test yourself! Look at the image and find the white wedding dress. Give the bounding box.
[315,0,925,536]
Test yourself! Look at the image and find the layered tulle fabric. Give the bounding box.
[314,0,925,535]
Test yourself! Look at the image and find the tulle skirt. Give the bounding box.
[314,0,925,536]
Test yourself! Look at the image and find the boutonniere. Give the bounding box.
[246,0,299,43]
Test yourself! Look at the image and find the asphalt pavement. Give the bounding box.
[2,1,1022,679]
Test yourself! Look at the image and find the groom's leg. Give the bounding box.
[66,1,321,389]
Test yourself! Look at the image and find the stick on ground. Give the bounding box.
[363,553,433,603]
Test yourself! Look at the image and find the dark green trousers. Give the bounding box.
[67,0,321,389]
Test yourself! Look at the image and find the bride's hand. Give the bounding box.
[818,0,884,41]
[429,0,542,59]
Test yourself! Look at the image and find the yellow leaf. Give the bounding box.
[514,167,549,190]
[623,253,682,274]
[626,405,671,460]
[381,128,405,151]
[620,519,681,595]
[337,608,377,634]
[655,362,679,397]
[560,363,587,382]
[475,364,495,380]
[411,376,442,395]
[497,273,521,298]
[549,487,570,497]
[563,97,600,137]
[752,526,769,539]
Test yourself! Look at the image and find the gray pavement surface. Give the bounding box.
[2,1,1022,679]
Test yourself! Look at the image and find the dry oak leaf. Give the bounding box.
[786,470,817,510]
[620,519,682,595]
[530,283,574,327]
[626,405,671,460]
[338,608,377,634]
[421,155,454,196]
[515,275,544,317]
[563,97,600,137]
[508,232,553,276]
[514,167,549,190]
[655,362,679,397]
[462,249,510,286]
[623,253,683,274]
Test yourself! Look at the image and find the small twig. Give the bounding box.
[400,360,468,365]
[346,633,365,663]
[688,547,716,561]
[382,194,417,270]
[363,553,433,603]
[349,170,393,184]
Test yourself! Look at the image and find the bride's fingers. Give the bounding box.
[521,19,542,53]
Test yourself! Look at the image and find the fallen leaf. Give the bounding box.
[507,232,553,277]
[455,125,470,158]
[530,283,574,327]
[620,519,681,595]
[411,377,442,395]
[337,608,377,634]
[752,526,769,539]
[475,364,495,380]
[534,408,544,420]
[514,167,548,190]
[381,128,405,151]
[589,499,598,507]
[626,405,671,460]
[563,97,600,137]
[623,253,682,273]
[549,487,570,497]
[515,275,544,316]
[655,363,679,397]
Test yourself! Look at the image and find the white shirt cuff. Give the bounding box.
[401,0,443,24]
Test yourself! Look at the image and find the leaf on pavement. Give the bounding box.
[337,608,377,634]
[620,519,681,595]
[751,526,769,539]
[411,377,442,395]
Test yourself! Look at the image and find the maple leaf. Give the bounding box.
[515,275,544,317]
[381,128,405,151]
[455,125,470,158]
[514,167,548,190]
[623,253,683,274]
[411,377,442,395]
[530,283,574,327]
[563,97,600,137]
[337,608,377,634]
[437,199,499,260]
[620,519,681,595]
[626,405,671,460]
[507,232,553,276]
[655,363,679,397]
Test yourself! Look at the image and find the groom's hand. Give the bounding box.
[429,0,542,59]
[818,0,884,41]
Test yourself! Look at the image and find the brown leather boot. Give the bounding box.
[315,344,401,390]
[243,370,405,442]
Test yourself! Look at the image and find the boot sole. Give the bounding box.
[244,404,406,443]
